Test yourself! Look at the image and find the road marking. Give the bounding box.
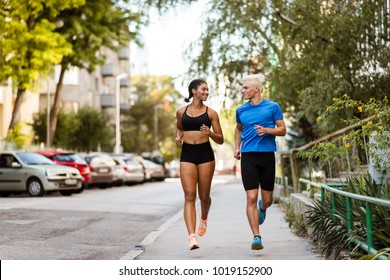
[118,178,229,260]
[119,210,183,260]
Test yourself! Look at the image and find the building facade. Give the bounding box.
[0,44,131,149]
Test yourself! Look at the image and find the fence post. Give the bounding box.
[331,193,336,222]
[366,202,374,249]
[290,149,299,193]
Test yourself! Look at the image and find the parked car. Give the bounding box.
[0,151,82,197]
[143,159,165,181]
[168,159,180,178]
[123,153,151,182]
[78,153,115,188]
[35,150,90,192]
[142,151,170,177]
[111,155,145,185]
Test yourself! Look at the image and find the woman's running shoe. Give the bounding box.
[197,212,208,236]
[188,234,199,250]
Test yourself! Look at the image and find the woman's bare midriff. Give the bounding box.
[183,131,209,144]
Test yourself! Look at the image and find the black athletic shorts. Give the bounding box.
[241,152,275,191]
[180,142,215,166]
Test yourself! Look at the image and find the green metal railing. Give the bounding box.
[299,178,390,260]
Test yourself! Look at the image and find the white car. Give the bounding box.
[0,151,83,197]
[143,159,165,181]
[112,155,145,185]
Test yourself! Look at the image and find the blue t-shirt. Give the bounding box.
[236,99,284,152]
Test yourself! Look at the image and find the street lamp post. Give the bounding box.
[115,72,128,154]
[154,104,163,152]
[46,76,50,148]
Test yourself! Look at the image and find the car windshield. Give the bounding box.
[17,152,54,165]
[53,154,87,164]
[124,158,141,166]
[143,160,157,167]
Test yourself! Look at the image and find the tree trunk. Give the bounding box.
[7,87,26,132]
[49,65,66,146]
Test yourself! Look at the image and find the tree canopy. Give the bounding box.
[147,0,390,146]
[121,75,182,161]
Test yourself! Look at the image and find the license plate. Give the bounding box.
[99,168,108,173]
[65,179,77,185]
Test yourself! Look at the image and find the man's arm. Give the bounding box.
[254,119,286,136]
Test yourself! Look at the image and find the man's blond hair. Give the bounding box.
[241,74,265,89]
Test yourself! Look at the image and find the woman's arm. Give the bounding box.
[206,109,224,145]
[234,123,242,159]
[175,108,184,144]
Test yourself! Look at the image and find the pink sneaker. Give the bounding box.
[188,234,199,250]
[197,212,208,236]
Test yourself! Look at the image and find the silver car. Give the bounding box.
[143,159,165,181]
[0,151,83,197]
[112,155,145,185]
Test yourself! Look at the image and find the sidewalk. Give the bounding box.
[127,176,323,260]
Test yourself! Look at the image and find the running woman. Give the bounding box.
[175,79,224,250]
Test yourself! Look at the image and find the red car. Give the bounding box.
[35,150,90,190]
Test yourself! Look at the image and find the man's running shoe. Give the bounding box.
[197,212,208,236]
[258,200,267,225]
[188,234,199,250]
[251,235,264,250]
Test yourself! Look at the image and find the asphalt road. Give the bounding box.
[0,179,184,260]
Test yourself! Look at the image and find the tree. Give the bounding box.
[270,0,389,141]
[30,109,79,148]
[121,75,182,162]
[71,106,113,151]
[0,0,84,133]
[31,106,113,151]
[48,0,146,146]
[144,0,389,145]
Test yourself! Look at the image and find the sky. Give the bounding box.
[130,1,224,110]
[131,2,205,78]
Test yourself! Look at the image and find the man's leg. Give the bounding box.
[246,189,260,236]
[260,189,273,211]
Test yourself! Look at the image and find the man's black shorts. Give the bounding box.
[240,152,275,191]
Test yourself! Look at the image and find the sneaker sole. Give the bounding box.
[189,244,199,250]
[251,244,264,250]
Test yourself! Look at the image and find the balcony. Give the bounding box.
[120,103,129,110]
[118,47,130,60]
[101,63,114,77]
[120,78,130,88]
[100,94,115,108]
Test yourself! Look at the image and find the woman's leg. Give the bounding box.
[180,162,199,235]
[197,161,215,220]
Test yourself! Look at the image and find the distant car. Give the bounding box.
[35,150,90,191]
[0,151,83,197]
[79,153,115,188]
[169,159,180,178]
[111,155,145,185]
[142,151,170,177]
[123,153,151,182]
[143,159,165,181]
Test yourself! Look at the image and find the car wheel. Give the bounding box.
[74,184,85,194]
[0,192,11,197]
[59,190,73,196]
[27,178,44,197]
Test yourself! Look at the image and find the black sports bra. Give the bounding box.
[181,106,212,131]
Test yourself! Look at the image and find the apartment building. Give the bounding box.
[0,44,131,145]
